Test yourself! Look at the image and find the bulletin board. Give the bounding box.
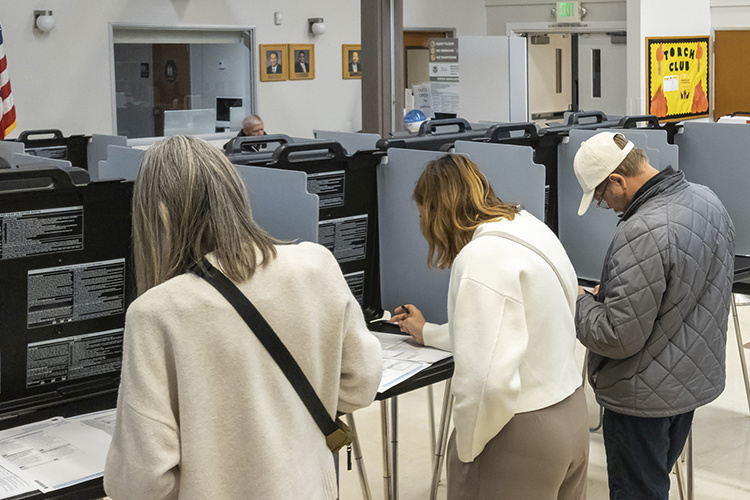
[646,36,710,121]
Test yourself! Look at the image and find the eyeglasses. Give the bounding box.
[594,179,611,209]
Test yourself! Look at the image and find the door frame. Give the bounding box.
[507,22,626,116]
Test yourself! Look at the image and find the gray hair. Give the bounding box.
[242,114,263,130]
[612,133,648,177]
[132,135,277,295]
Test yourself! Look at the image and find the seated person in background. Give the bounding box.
[104,136,383,500]
[224,114,266,152]
[391,154,588,500]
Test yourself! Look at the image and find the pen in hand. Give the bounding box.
[400,305,410,316]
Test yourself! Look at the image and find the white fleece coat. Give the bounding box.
[104,242,382,500]
[422,211,582,462]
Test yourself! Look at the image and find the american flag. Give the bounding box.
[0,25,16,140]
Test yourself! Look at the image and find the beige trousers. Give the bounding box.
[446,385,589,500]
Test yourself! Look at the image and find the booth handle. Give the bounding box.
[485,122,540,142]
[565,111,608,126]
[228,134,293,154]
[0,167,84,193]
[272,141,348,164]
[617,115,661,129]
[417,118,472,137]
[18,129,66,142]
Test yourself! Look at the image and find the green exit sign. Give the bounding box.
[557,1,581,23]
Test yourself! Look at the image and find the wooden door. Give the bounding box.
[714,31,750,120]
[152,44,192,136]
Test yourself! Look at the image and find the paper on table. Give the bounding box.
[370,330,451,392]
[0,409,116,493]
[0,463,36,499]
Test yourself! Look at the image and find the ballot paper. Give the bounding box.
[370,329,451,392]
[0,409,116,494]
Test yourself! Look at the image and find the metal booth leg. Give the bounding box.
[391,396,399,500]
[380,400,393,500]
[730,294,750,414]
[346,413,372,500]
[427,385,437,456]
[674,426,694,500]
[429,379,454,500]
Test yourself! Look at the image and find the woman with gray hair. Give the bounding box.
[104,136,382,499]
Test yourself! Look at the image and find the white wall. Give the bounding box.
[486,0,626,36]
[711,0,750,28]
[404,0,487,35]
[0,0,363,139]
[0,0,489,140]
[625,0,711,115]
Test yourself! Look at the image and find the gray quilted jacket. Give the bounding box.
[576,167,735,417]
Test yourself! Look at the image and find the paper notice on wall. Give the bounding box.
[428,38,460,114]
[411,84,435,118]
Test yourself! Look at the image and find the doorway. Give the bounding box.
[524,30,627,124]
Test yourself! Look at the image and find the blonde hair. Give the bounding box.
[132,135,277,295]
[413,154,519,269]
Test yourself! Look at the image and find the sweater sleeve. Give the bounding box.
[104,303,180,500]
[450,276,528,463]
[575,221,667,359]
[336,276,383,415]
[422,322,451,351]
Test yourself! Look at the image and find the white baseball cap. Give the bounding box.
[574,132,634,215]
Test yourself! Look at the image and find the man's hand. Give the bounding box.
[578,285,600,297]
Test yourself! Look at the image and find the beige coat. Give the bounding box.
[104,242,382,499]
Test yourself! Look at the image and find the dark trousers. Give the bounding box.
[602,408,694,500]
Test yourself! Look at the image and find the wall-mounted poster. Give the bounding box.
[260,44,288,82]
[289,44,315,80]
[646,36,709,121]
[342,44,362,79]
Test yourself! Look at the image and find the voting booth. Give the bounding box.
[0,167,134,429]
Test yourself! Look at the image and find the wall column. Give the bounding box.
[361,0,404,136]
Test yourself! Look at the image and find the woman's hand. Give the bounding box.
[390,304,426,344]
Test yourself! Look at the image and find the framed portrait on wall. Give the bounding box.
[342,44,362,79]
[260,44,288,82]
[289,44,315,80]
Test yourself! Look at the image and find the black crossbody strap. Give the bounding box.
[194,259,339,437]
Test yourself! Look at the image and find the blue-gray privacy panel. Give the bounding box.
[379,149,450,323]
[605,128,679,169]
[454,141,546,220]
[313,130,381,154]
[0,141,24,164]
[235,165,319,244]
[557,129,665,282]
[11,153,72,170]
[88,135,127,179]
[676,122,750,256]
[97,145,145,181]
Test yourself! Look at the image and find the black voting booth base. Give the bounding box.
[0,167,134,499]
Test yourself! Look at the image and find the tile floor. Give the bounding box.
[336,297,750,500]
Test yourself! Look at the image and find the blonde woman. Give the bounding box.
[104,136,382,500]
[392,154,588,499]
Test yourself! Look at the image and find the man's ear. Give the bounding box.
[608,173,627,189]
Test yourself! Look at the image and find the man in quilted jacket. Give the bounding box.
[573,132,735,500]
